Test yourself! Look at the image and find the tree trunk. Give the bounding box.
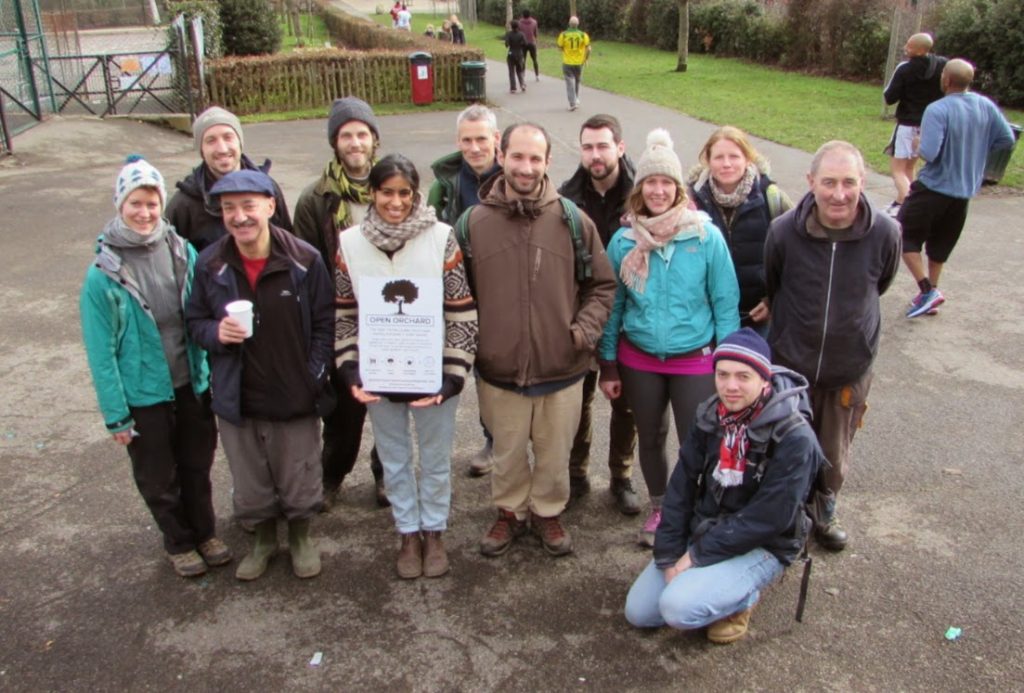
[506,0,513,29]
[570,1,578,18]
[676,0,689,72]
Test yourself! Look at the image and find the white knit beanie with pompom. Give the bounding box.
[635,128,684,187]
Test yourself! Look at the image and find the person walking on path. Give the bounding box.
[687,126,793,337]
[898,58,1015,319]
[166,106,291,253]
[335,155,478,580]
[882,33,947,218]
[294,96,387,511]
[460,123,616,559]
[558,114,640,515]
[186,170,335,581]
[80,156,228,578]
[557,16,590,111]
[624,329,823,645]
[504,20,528,94]
[599,129,741,549]
[519,9,540,81]
[426,104,502,478]
[764,141,901,552]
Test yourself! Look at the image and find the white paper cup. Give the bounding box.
[226,299,254,338]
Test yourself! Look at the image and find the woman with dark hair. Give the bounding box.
[599,129,740,549]
[687,126,793,337]
[80,156,228,578]
[503,19,528,93]
[334,154,478,579]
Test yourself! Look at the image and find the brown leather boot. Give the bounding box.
[396,532,422,579]
[707,607,754,644]
[422,530,450,578]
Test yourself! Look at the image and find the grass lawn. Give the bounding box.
[375,12,1024,188]
[279,13,331,51]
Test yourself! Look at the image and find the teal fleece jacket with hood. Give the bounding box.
[80,219,210,433]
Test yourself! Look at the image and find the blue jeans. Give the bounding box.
[562,64,582,106]
[367,396,459,534]
[624,549,783,630]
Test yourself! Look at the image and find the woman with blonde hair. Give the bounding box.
[599,129,740,548]
[687,126,792,336]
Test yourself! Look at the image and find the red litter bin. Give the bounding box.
[409,52,434,106]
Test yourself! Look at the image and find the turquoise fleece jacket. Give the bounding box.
[80,226,209,433]
[599,214,740,362]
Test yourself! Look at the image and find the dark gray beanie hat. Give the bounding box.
[327,97,380,145]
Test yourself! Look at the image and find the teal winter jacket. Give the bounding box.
[80,226,210,433]
[599,213,740,362]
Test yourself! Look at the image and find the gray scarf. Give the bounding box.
[710,164,758,209]
[360,198,437,253]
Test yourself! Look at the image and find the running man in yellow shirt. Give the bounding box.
[557,16,591,111]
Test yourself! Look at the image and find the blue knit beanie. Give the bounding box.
[713,327,772,380]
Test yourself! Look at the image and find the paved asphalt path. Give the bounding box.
[1,40,1023,691]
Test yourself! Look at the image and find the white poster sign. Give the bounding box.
[358,275,443,393]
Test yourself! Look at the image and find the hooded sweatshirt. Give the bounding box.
[654,367,825,568]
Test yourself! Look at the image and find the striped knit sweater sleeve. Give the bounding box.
[334,246,361,387]
[439,229,478,400]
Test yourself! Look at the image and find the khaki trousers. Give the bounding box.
[478,379,583,519]
[809,371,873,498]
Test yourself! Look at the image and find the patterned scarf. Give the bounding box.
[710,163,758,209]
[360,197,437,253]
[620,202,704,293]
[324,159,374,229]
[713,385,772,488]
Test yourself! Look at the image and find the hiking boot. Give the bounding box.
[396,532,423,579]
[638,507,662,548]
[530,512,574,556]
[906,288,945,318]
[370,448,390,508]
[707,607,753,644]
[569,475,591,503]
[236,519,277,581]
[422,530,450,578]
[167,550,206,577]
[319,485,340,513]
[479,509,526,557]
[610,477,641,516]
[468,441,494,477]
[815,515,848,552]
[197,536,232,567]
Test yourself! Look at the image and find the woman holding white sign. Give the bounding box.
[334,154,478,579]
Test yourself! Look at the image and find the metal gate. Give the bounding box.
[1,0,197,155]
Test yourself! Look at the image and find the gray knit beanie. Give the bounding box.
[192,106,244,151]
[114,155,166,211]
[327,96,380,145]
[635,128,684,187]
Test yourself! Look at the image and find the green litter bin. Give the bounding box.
[461,61,487,102]
[983,123,1021,184]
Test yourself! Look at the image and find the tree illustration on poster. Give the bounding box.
[382,279,419,314]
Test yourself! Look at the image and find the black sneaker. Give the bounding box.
[610,478,641,515]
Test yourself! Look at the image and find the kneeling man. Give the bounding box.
[624,328,823,644]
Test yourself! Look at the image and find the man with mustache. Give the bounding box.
[166,106,291,252]
[186,170,335,581]
[294,97,386,511]
[459,123,616,558]
[558,114,640,515]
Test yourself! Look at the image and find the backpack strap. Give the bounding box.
[559,197,592,283]
[765,183,783,220]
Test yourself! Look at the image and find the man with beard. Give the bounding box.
[166,106,291,252]
[294,96,386,510]
[459,123,616,558]
[558,114,640,515]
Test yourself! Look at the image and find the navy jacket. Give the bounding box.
[185,225,334,425]
[654,368,824,569]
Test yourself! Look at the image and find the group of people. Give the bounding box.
[500,12,590,112]
[81,45,1011,642]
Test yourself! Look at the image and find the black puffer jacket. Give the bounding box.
[654,367,824,569]
[165,155,292,253]
[688,168,789,327]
